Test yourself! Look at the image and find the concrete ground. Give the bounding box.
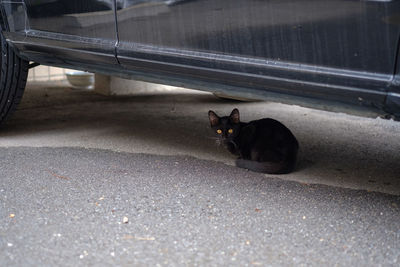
[0,82,399,266]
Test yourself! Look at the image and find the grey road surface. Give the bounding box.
[1,83,399,266]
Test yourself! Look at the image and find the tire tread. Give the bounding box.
[0,33,28,125]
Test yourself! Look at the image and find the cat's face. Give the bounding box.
[208,108,241,145]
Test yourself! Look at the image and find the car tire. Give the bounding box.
[0,32,28,126]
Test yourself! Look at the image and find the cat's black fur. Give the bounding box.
[208,108,299,174]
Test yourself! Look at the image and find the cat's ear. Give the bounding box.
[230,108,240,124]
[208,110,220,127]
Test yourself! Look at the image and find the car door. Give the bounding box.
[1,0,118,68]
[115,0,400,112]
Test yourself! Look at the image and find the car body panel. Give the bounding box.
[115,0,400,117]
[1,0,400,119]
[117,0,398,74]
[1,0,118,66]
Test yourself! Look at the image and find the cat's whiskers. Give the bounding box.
[215,139,222,146]
[206,136,223,147]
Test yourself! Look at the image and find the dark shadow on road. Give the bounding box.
[1,84,400,195]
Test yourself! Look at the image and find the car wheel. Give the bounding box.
[0,32,29,126]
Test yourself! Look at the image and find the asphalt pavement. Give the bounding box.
[0,83,399,266]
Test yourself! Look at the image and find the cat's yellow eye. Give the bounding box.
[217,129,222,134]
[228,129,233,134]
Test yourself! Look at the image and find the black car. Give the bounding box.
[0,0,399,125]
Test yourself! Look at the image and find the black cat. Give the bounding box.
[208,108,299,174]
